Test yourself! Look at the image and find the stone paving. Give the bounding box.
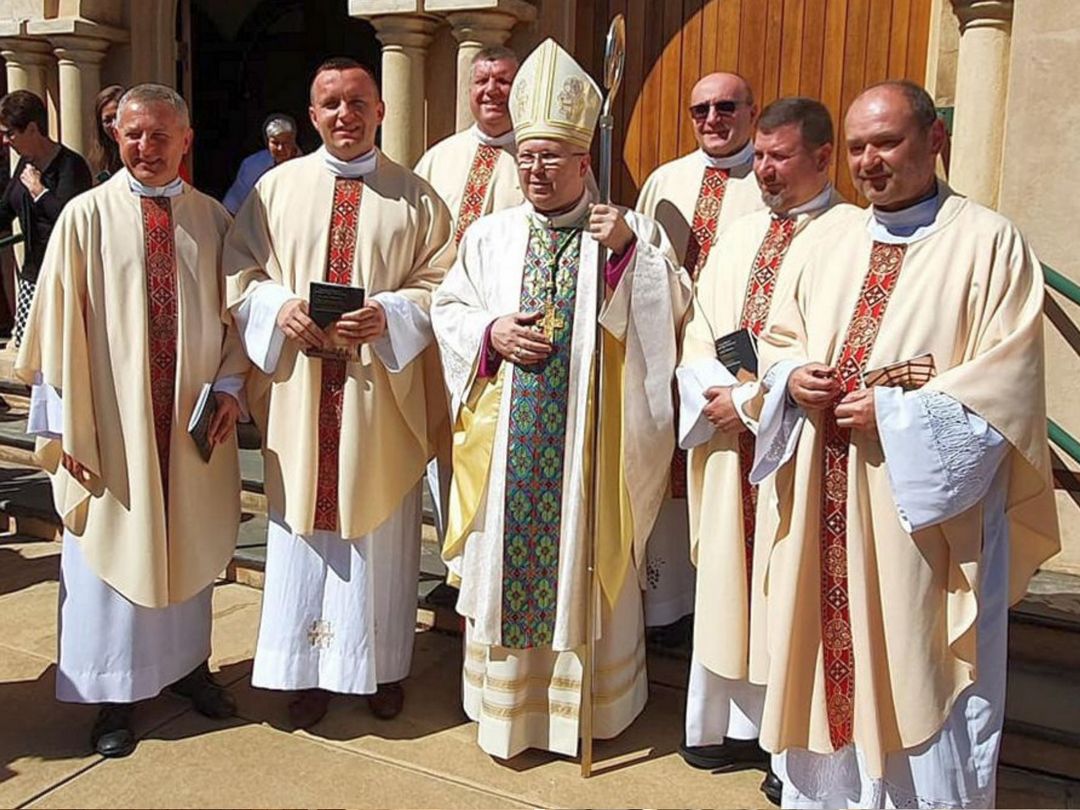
[0,532,771,809]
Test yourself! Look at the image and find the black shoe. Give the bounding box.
[90,704,136,758]
[168,661,237,719]
[678,738,767,771]
[760,765,784,806]
[425,582,460,608]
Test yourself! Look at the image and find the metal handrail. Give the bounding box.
[1043,263,1080,464]
[0,233,24,250]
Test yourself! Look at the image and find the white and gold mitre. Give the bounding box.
[510,38,601,150]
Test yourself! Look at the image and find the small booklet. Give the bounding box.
[714,327,759,383]
[862,352,937,390]
[188,383,217,463]
[306,281,366,360]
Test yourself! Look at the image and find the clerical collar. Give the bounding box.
[125,170,184,198]
[775,183,834,219]
[472,124,515,149]
[699,141,754,170]
[320,146,378,178]
[867,181,946,244]
[530,189,593,229]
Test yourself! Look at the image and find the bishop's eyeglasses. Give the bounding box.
[517,151,588,171]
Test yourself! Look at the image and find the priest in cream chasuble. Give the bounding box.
[432,39,691,759]
[677,98,856,781]
[634,72,766,630]
[749,82,1059,809]
[15,85,247,758]
[414,45,523,574]
[224,59,453,728]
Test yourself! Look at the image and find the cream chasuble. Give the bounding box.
[224,149,452,695]
[680,189,854,685]
[224,149,453,539]
[16,170,245,609]
[635,144,765,626]
[414,126,522,245]
[751,187,1059,782]
[432,197,691,757]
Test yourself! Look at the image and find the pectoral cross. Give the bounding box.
[307,619,334,649]
[540,301,565,340]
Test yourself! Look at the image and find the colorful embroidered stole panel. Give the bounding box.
[735,215,796,590]
[500,219,581,648]
[820,241,907,748]
[683,166,730,280]
[454,144,500,246]
[141,196,179,510]
[313,178,364,532]
[671,166,731,497]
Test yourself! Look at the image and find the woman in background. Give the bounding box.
[89,84,124,182]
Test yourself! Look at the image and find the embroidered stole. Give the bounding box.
[500,219,581,648]
[671,166,730,497]
[313,178,364,532]
[141,197,179,513]
[734,216,796,590]
[454,144,500,246]
[820,241,907,748]
[683,166,730,279]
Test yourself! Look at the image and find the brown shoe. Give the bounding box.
[288,688,331,730]
[367,682,404,720]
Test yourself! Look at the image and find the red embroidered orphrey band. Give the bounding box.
[735,216,797,590]
[313,178,364,532]
[454,143,499,245]
[683,166,730,279]
[671,166,730,498]
[820,240,907,748]
[141,196,179,510]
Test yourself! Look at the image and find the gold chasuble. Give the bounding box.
[755,188,1060,776]
[16,172,247,608]
[681,193,854,682]
[414,127,522,245]
[224,150,453,540]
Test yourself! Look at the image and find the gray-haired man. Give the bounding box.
[16,83,248,759]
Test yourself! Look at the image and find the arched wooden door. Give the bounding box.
[575,0,934,204]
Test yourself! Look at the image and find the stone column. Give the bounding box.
[949,0,1013,208]
[446,11,517,132]
[50,36,110,158]
[0,37,60,138]
[369,15,439,168]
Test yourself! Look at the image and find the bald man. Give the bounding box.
[751,80,1059,808]
[635,73,767,639]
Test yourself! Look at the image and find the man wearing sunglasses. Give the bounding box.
[635,75,765,650]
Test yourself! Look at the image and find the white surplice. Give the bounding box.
[235,282,432,694]
[27,380,239,703]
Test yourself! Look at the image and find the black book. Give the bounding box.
[714,327,759,382]
[188,383,217,463]
[309,281,365,329]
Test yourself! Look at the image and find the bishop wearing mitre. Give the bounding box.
[431,39,691,759]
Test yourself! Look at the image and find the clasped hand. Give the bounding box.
[277,298,387,351]
[587,203,634,255]
[703,385,747,434]
[787,362,877,433]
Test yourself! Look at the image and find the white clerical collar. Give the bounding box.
[777,183,834,219]
[320,146,378,178]
[699,141,754,170]
[867,181,946,244]
[472,124,515,149]
[530,189,593,229]
[125,169,184,198]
